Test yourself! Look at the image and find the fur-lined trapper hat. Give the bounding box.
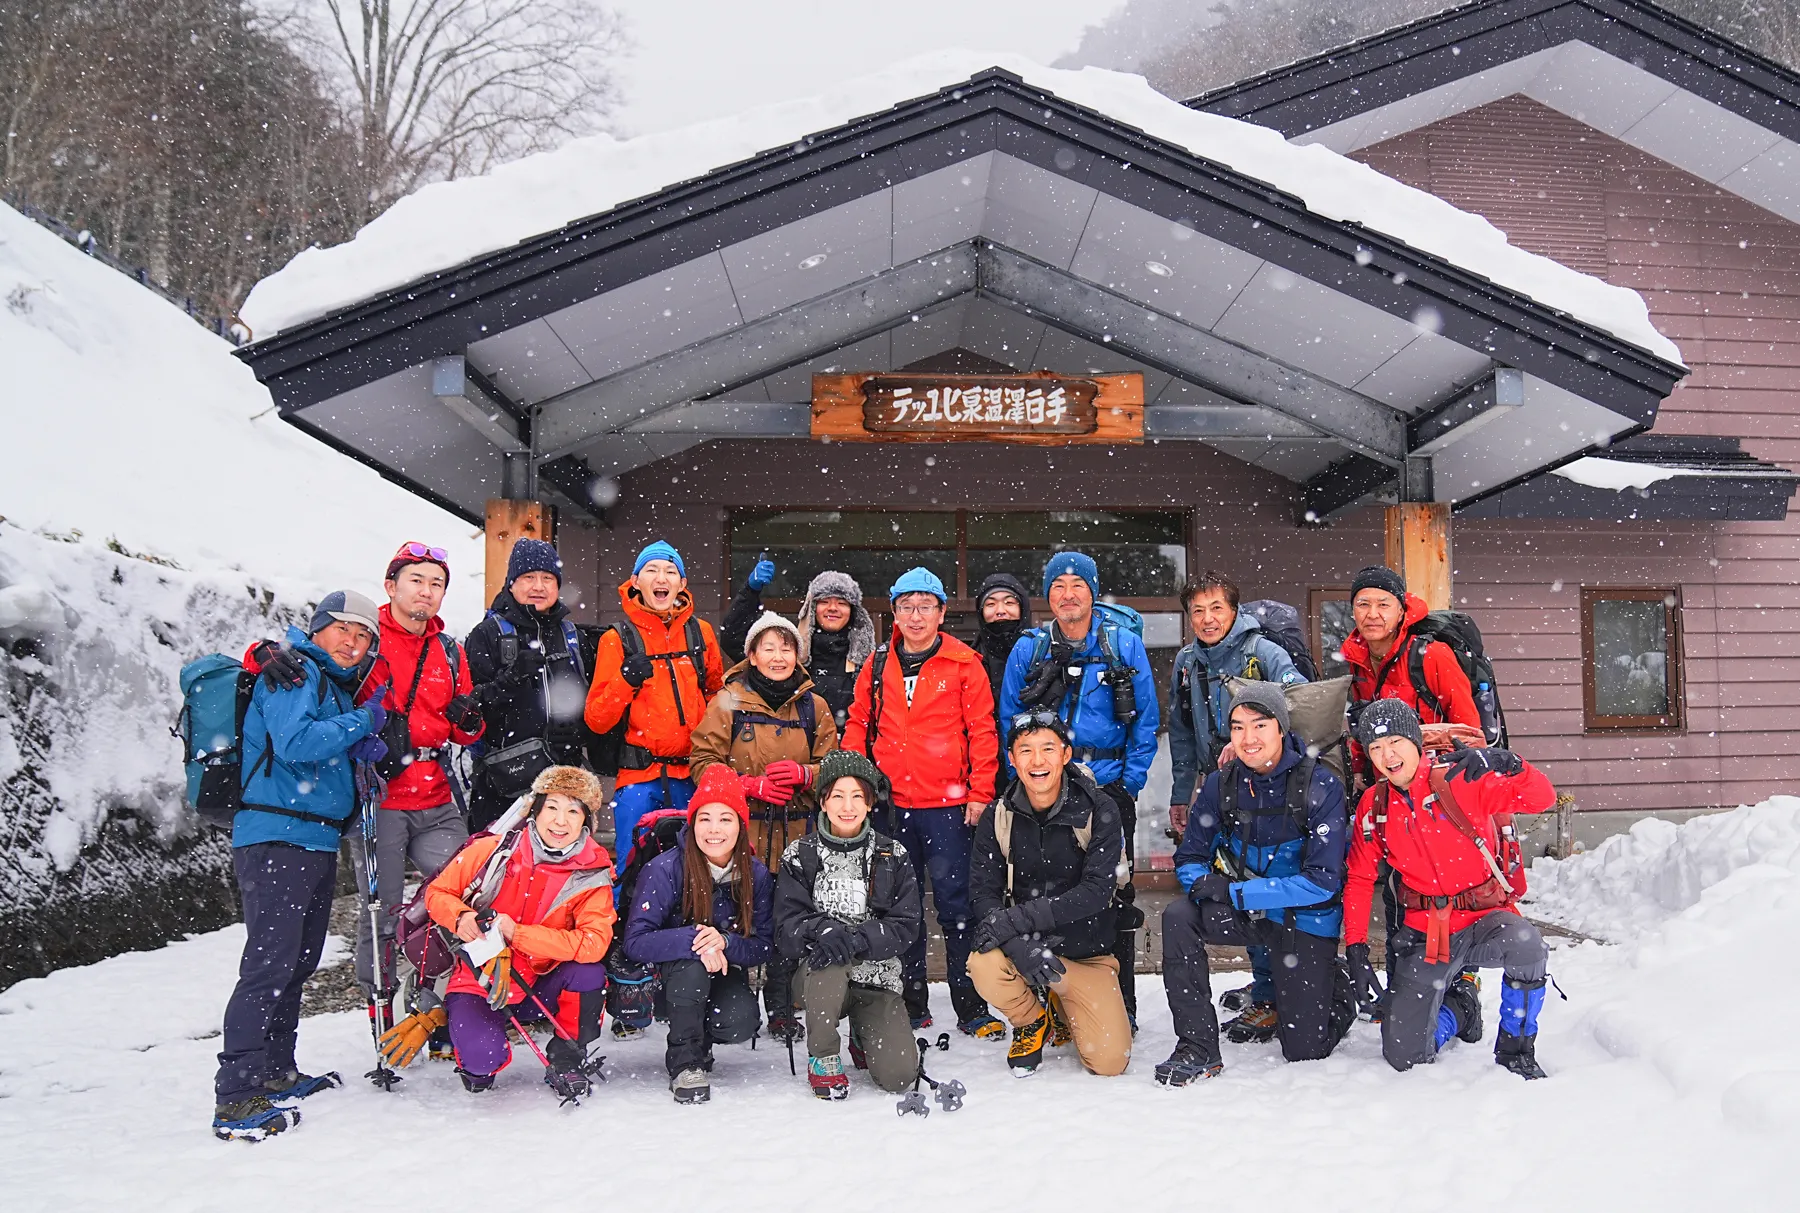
[531,765,605,814]
[798,570,876,669]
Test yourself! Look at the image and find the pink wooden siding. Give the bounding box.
[1357,96,1800,812]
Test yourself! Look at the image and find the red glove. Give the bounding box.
[740,770,798,805]
[764,759,811,790]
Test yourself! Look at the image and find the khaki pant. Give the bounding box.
[968,949,1132,1077]
[800,965,918,1093]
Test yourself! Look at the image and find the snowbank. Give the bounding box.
[239,53,1682,366]
[0,202,484,623]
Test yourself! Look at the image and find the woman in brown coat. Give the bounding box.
[689,610,837,1038]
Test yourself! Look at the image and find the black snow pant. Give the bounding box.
[660,959,761,1077]
[1101,783,1141,1018]
[214,843,336,1105]
[1383,911,1548,1072]
[1161,896,1340,1067]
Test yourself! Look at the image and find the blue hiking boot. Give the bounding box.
[213,1095,298,1142]
[1154,1042,1223,1088]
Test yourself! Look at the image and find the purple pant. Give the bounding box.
[447,961,610,1076]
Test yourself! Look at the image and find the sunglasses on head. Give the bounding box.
[400,542,449,562]
[1009,709,1064,732]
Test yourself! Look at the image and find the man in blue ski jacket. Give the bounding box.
[998,551,1158,1018]
[1155,682,1348,1086]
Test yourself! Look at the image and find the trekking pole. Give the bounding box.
[358,763,402,1091]
[470,955,600,1106]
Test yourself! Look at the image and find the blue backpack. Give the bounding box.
[173,652,325,831]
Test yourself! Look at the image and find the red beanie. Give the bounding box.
[690,764,750,831]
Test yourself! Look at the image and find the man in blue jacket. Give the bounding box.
[1156,682,1348,1086]
[212,591,387,1141]
[998,551,1158,1018]
[1168,571,1308,1043]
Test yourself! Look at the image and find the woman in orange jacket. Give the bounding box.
[425,766,616,1094]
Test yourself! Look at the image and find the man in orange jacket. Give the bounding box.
[841,566,1001,1036]
[583,541,724,866]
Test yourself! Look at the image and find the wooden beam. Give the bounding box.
[485,499,557,609]
[1384,502,1452,610]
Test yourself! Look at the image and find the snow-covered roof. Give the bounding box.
[240,52,1680,365]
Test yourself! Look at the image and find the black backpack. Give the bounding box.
[1239,600,1319,681]
[1406,611,1508,747]
[599,617,708,777]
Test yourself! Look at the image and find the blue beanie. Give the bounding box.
[1043,551,1099,600]
[633,540,685,578]
[889,566,947,604]
[506,538,562,587]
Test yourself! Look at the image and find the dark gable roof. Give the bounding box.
[237,66,1680,421]
[1187,0,1800,142]
[1460,435,1800,520]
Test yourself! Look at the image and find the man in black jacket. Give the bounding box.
[463,538,603,831]
[967,710,1132,1078]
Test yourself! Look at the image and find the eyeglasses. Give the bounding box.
[893,602,941,617]
[400,542,449,561]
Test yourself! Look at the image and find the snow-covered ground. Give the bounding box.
[3,798,1793,1211]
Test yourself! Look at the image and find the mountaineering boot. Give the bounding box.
[428,1025,455,1060]
[1443,972,1484,1045]
[671,1067,712,1104]
[1154,1043,1223,1088]
[213,1095,298,1142]
[459,1068,497,1093]
[1224,1001,1279,1044]
[808,1054,850,1100]
[766,1013,801,1045]
[263,1069,342,1103]
[611,1019,646,1042]
[545,1037,594,1102]
[958,1013,1006,1039]
[1046,992,1073,1047]
[909,1010,933,1031]
[1219,982,1257,1014]
[1495,1032,1548,1079]
[1007,1012,1051,1077]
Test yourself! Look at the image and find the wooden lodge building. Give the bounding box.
[238,0,1797,864]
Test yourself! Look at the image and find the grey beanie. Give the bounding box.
[1228,681,1290,735]
[1356,698,1424,753]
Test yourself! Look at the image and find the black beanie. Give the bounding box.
[1350,565,1407,605]
[507,538,562,587]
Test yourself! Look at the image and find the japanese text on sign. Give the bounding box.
[860,376,1099,435]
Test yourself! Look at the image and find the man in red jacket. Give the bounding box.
[352,542,485,1005]
[841,566,1001,1037]
[1342,700,1555,1079]
[1343,565,1480,744]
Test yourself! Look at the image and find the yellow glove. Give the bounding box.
[481,949,514,1011]
[377,1006,447,1068]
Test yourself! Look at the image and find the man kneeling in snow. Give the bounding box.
[1343,700,1557,1078]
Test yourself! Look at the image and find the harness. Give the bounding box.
[1215,755,1336,915]
[1360,767,1522,963]
[1024,623,1129,760]
[617,616,709,769]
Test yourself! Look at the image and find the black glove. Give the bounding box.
[1187,872,1233,905]
[806,922,865,970]
[252,640,307,691]
[1019,653,1069,710]
[1001,933,1066,991]
[498,644,547,686]
[968,918,1002,955]
[1345,942,1384,1009]
[987,899,1055,945]
[446,694,484,734]
[620,652,654,690]
[1446,741,1523,782]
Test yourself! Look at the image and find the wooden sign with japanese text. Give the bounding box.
[811,372,1143,445]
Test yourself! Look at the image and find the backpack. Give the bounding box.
[1223,674,1351,784]
[174,652,331,832]
[1360,764,1527,907]
[730,689,818,754]
[1093,601,1144,638]
[1213,754,1334,902]
[991,767,1130,893]
[395,816,532,990]
[1405,611,1508,746]
[1238,599,1320,681]
[616,807,691,897]
[608,617,709,774]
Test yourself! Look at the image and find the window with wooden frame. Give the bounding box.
[1308,587,1354,678]
[1581,587,1684,732]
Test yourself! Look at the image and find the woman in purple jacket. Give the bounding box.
[622,763,774,1104]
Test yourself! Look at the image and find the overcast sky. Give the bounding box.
[604,0,1130,136]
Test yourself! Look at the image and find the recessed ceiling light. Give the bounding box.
[1145,260,1173,278]
[799,253,828,269]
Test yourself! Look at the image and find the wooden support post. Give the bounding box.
[485,499,556,609]
[1384,502,1452,610]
